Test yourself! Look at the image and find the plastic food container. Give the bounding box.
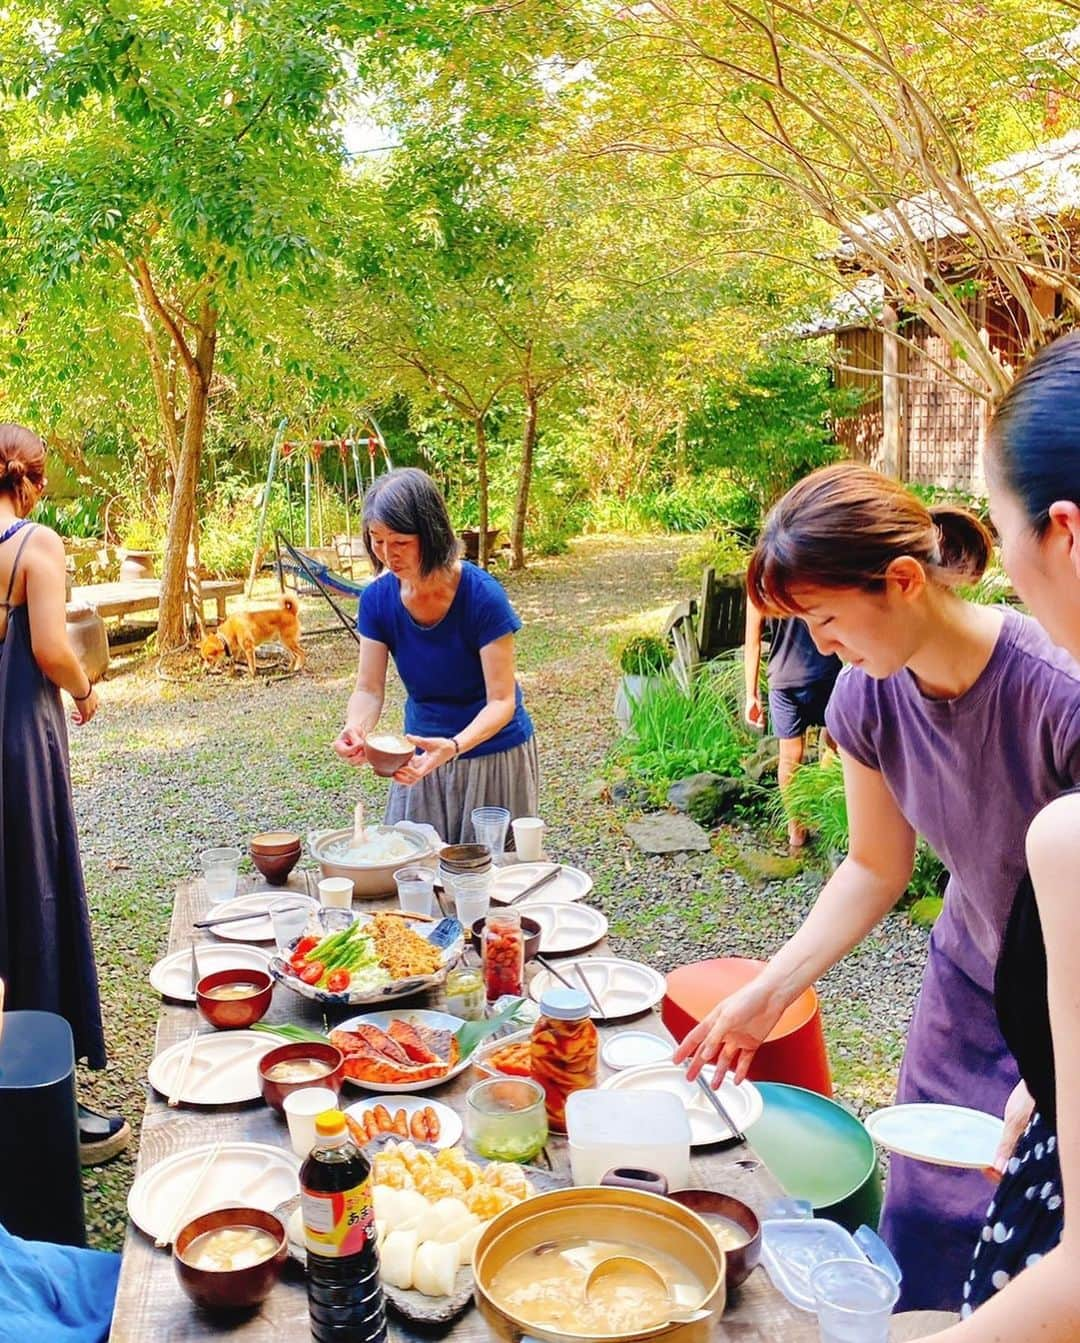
[565,1088,691,1190]
[760,1216,901,1312]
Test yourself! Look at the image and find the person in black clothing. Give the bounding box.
[0,424,129,1165]
[935,332,1080,1338]
[743,603,841,848]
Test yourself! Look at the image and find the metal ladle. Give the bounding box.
[582,1256,709,1326]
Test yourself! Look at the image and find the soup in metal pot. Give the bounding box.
[205,982,260,1001]
[181,1225,280,1272]
[264,1058,333,1084]
[490,1237,705,1336]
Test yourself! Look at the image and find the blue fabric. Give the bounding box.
[768,680,836,739]
[0,1222,119,1342]
[358,563,533,759]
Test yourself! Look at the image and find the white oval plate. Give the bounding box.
[525,902,608,956]
[128,1141,299,1243]
[489,864,592,905]
[600,1031,675,1072]
[528,956,665,1020]
[147,1030,272,1105]
[149,943,272,1003]
[333,1009,471,1094]
[865,1103,1004,1169]
[601,1064,763,1146]
[343,1095,463,1150]
[204,891,318,943]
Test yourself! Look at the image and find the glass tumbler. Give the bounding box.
[395,866,436,918]
[470,807,511,863]
[200,847,241,903]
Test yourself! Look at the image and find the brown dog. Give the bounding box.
[199,594,305,676]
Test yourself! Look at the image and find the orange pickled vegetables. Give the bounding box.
[486,1040,532,1076]
[530,1013,598,1131]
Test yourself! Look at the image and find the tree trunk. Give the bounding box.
[157,309,217,651]
[510,390,539,572]
[880,302,906,480]
[475,414,490,569]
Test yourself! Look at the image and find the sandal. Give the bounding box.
[78,1102,131,1166]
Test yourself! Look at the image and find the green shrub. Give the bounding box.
[675,527,752,582]
[31,494,105,539]
[618,635,673,676]
[614,660,754,788]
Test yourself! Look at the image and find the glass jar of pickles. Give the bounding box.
[482,910,525,1002]
[445,965,485,1021]
[530,988,598,1132]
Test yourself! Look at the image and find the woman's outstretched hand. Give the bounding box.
[673,976,789,1086]
[333,725,368,765]
[985,1079,1036,1183]
[392,735,456,786]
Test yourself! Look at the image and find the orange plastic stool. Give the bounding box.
[662,957,832,1097]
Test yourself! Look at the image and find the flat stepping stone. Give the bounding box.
[625,812,712,854]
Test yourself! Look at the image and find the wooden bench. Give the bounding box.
[70,577,243,626]
[664,565,747,686]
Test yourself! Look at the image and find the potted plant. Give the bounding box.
[614,634,673,732]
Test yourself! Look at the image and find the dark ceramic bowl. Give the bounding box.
[250,843,301,886]
[364,734,415,777]
[257,1040,346,1115]
[471,914,542,962]
[439,843,492,872]
[250,830,302,856]
[195,968,274,1030]
[666,1189,761,1291]
[174,1206,287,1310]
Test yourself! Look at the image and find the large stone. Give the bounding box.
[625,812,712,854]
[666,772,746,825]
[611,778,652,808]
[742,736,781,783]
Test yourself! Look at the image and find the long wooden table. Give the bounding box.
[110,873,954,1341]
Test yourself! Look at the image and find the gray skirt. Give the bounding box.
[384,735,540,846]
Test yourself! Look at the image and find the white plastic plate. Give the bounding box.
[528,956,666,1020]
[600,1031,675,1072]
[205,891,318,943]
[333,1008,472,1094]
[489,864,592,905]
[343,1095,463,1149]
[601,1064,764,1146]
[525,901,608,955]
[149,943,271,1002]
[128,1141,299,1243]
[147,1030,271,1105]
[865,1102,1004,1169]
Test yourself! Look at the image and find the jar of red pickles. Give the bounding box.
[530,988,598,1132]
[482,909,525,1002]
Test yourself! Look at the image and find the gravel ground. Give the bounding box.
[69,533,929,1249]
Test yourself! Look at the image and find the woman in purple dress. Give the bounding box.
[676,462,1080,1311]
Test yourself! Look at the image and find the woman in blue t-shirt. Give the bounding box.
[333,468,538,843]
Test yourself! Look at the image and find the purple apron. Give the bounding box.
[826,611,1080,1310]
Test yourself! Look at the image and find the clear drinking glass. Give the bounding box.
[200,847,241,903]
[810,1259,899,1343]
[395,866,436,918]
[470,806,511,863]
[270,898,311,953]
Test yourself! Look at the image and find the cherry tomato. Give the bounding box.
[325,968,350,993]
[294,935,319,957]
[299,960,325,985]
[289,955,308,975]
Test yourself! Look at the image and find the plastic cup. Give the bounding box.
[395,866,436,918]
[453,887,491,930]
[471,807,511,863]
[270,898,311,954]
[283,1087,339,1157]
[810,1259,899,1343]
[200,847,241,904]
[318,906,356,935]
[511,816,544,861]
[317,876,353,909]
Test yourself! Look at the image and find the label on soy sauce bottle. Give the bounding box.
[302,1178,375,1258]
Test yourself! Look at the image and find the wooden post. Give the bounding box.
[880,302,906,480]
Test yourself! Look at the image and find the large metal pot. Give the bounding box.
[307,825,437,898]
[473,1185,725,1343]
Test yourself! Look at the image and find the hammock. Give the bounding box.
[274,532,367,642]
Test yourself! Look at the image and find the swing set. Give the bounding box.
[245,414,392,636]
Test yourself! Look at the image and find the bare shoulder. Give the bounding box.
[24,523,64,558]
[1026,793,1080,869]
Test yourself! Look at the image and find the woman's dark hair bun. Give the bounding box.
[929,503,992,582]
[0,459,27,483]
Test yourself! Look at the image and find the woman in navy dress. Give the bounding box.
[0,424,127,1164]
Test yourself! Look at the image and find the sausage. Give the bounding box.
[345,1113,368,1146]
[372,1104,393,1134]
[409,1109,427,1141]
[422,1106,440,1142]
[393,1107,409,1137]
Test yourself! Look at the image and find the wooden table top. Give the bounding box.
[109,872,954,1341]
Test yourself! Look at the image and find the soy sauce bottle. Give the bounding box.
[301,1110,387,1342]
